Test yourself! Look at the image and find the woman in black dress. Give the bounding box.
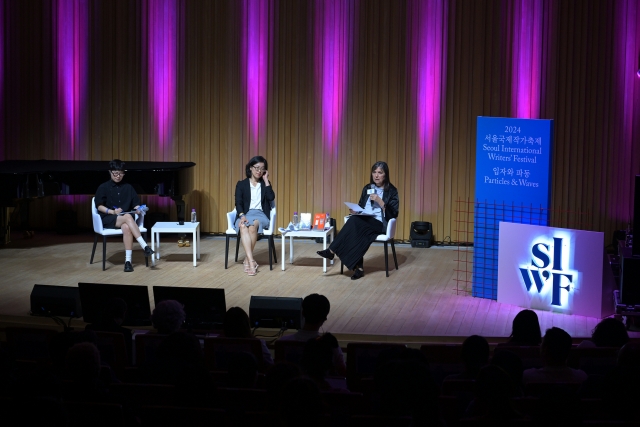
[317,161,399,280]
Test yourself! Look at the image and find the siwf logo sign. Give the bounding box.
[519,237,574,307]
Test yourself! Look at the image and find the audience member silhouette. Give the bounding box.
[374,348,440,426]
[497,309,542,347]
[151,300,186,334]
[300,333,341,391]
[278,377,328,427]
[63,342,108,401]
[278,293,346,376]
[148,331,214,406]
[522,327,587,384]
[577,317,629,348]
[461,364,524,422]
[490,349,524,393]
[85,297,133,363]
[222,306,274,367]
[445,335,489,380]
[225,351,258,388]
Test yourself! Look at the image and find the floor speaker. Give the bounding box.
[620,256,640,305]
[249,296,303,329]
[30,284,82,318]
[410,221,433,248]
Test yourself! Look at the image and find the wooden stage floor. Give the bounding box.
[0,231,623,342]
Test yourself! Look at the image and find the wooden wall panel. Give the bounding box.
[2,0,639,244]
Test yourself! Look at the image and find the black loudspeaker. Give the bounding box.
[78,283,152,326]
[30,284,82,318]
[410,221,433,248]
[249,296,303,329]
[620,256,640,305]
[153,286,226,329]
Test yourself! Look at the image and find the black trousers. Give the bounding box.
[329,215,384,270]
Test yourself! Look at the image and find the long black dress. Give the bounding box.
[329,183,399,270]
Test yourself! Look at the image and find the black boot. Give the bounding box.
[351,268,364,280]
[316,248,335,260]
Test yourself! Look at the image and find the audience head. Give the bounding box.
[541,327,572,365]
[152,300,186,334]
[223,306,252,338]
[461,335,490,374]
[153,331,207,386]
[65,342,101,385]
[509,309,542,346]
[301,333,337,379]
[591,317,629,348]
[301,293,330,327]
[100,297,127,325]
[245,155,268,178]
[491,349,524,387]
[370,161,390,189]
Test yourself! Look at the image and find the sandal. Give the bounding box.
[178,239,185,247]
[247,261,259,276]
[243,260,250,273]
[184,240,190,247]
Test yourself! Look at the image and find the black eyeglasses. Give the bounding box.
[111,171,125,177]
[252,166,265,172]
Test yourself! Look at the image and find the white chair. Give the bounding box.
[90,197,147,270]
[340,217,398,277]
[225,206,277,270]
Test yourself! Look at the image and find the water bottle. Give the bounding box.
[292,211,299,228]
[325,212,331,230]
[191,208,197,223]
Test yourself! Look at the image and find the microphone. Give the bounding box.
[370,184,375,209]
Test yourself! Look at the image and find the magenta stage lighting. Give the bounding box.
[314,0,356,157]
[143,0,180,150]
[241,0,272,153]
[0,0,4,160]
[407,0,448,161]
[510,0,543,119]
[54,0,88,159]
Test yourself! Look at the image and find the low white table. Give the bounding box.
[281,227,335,273]
[151,221,201,267]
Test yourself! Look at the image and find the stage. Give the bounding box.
[0,231,626,343]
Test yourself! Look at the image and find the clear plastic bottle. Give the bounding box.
[325,212,331,230]
[191,208,197,223]
[292,211,299,228]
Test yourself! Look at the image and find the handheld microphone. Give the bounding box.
[370,184,375,209]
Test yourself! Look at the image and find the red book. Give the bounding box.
[313,213,327,230]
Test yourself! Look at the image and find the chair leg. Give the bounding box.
[102,236,108,271]
[340,261,344,274]
[90,234,98,264]
[271,236,278,264]
[383,242,390,277]
[225,235,230,269]
[268,236,273,270]
[235,234,241,262]
[391,240,398,270]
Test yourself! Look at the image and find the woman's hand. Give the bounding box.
[262,170,270,184]
[369,194,385,209]
[114,207,123,215]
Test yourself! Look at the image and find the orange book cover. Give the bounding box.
[313,213,326,230]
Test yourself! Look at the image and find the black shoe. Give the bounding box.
[124,261,134,272]
[316,249,335,260]
[351,269,364,280]
[144,246,155,258]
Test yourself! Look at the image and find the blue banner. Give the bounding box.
[472,117,553,299]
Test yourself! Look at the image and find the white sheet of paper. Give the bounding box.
[344,202,375,215]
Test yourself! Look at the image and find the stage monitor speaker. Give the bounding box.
[30,284,82,318]
[78,283,151,326]
[410,221,433,248]
[249,296,303,329]
[620,256,640,305]
[153,286,226,330]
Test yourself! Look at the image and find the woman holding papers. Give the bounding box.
[317,161,399,280]
[234,156,275,276]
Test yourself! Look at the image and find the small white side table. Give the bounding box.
[281,227,335,273]
[151,221,201,267]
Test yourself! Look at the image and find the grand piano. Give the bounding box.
[0,160,196,240]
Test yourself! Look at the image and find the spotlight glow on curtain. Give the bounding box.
[54,0,88,159]
[407,0,447,161]
[143,0,178,151]
[511,0,543,119]
[314,0,355,156]
[241,0,271,153]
